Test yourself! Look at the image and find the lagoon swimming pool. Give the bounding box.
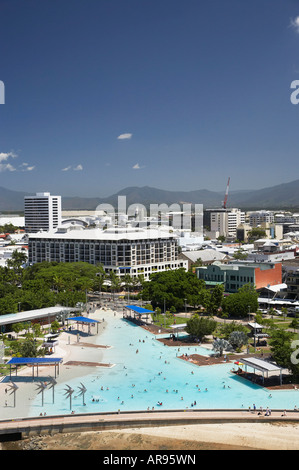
[30,310,299,415]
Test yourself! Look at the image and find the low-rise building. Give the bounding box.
[196,260,282,293]
[180,249,230,270]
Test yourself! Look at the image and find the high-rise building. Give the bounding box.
[24,192,62,233]
[204,208,245,239]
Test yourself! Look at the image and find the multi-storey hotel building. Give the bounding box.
[28,226,187,279]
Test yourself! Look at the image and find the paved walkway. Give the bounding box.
[1,409,299,437]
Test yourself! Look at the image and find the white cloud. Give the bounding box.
[0,163,16,172]
[132,163,145,170]
[0,151,17,163]
[117,133,132,140]
[19,162,35,172]
[290,16,299,33]
[61,164,83,171]
[0,151,35,172]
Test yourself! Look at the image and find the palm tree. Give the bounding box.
[269,307,276,320]
[95,264,106,294]
[109,271,121,300]
[212,338,233,357]
[282,307,288,321]
[52,274,65,293]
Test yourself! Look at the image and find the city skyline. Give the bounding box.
[1,0,299,198]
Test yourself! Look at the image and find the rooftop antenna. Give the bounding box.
[222,177,230,209]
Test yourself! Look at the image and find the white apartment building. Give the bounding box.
[24,192,62,233]
[28,226,188,280]
[275,213,299,224]
[209,208,245,239]
[249,211,274,227]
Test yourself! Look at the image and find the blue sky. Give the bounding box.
[1,0,299,198]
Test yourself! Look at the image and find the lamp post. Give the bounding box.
[254,327,256,352]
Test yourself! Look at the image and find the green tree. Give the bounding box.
[11,322,23,338]
[141,269,206,311]
[32,322,42,338]
[269,329,294,370]
[185,314,217,341]
[282,307,288,321]
[219,321,248,339]
[19,338,40,357]
[232,250,248,260]
[51,320,60,333]
[6,249,27,284]
[247,228,267,242]
[290,318,299,333]
[204,284,224,315]
[222,284,258,318]
[109,271,121,297]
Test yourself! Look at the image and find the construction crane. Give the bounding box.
[222,177,230,209]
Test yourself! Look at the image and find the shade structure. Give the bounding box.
[66,316,100,334]
[124,305,154,322]
[240,357,284,385]
[0,306,79,329]
[125,305,155,315]
[66,316,99,323]
[6,357,63,379]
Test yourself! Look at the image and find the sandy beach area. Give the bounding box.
[0,308,111,420]
[1,307,299,450]
[3,419,299,450]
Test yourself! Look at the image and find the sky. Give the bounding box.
[1,0,299,198]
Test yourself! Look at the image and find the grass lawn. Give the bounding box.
[152,314,187,329]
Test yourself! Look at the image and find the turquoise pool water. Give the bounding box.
[30,310,299,415]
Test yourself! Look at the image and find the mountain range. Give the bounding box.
[0,179,299,212]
